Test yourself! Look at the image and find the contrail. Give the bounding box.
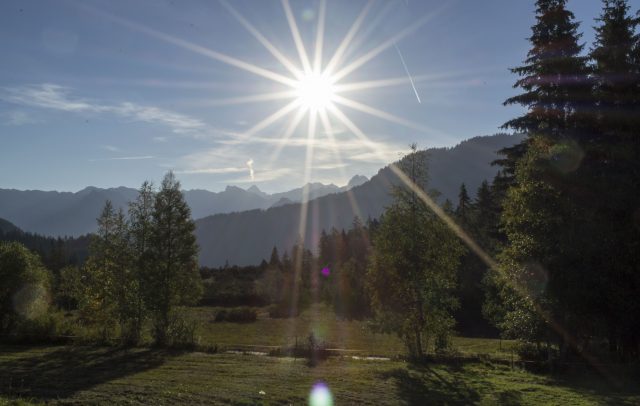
[246,158,255,180]
[394,42,421,103]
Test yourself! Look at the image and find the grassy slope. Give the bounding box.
[1,346,638,405]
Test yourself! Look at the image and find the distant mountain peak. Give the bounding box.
[246,185,267,197]
[224,185,245,193]
[346,175,368,189]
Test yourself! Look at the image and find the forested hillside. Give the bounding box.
[196,133,523,266]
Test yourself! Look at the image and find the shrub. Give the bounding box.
[214,309,228,322]
[516,341,556,362]
[267,303,299,319]
[8,311,76,344]
[214,307,257,323]
[165,313,200,349]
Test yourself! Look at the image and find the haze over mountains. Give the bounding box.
[0,133,524,265]
[0,175,369,237]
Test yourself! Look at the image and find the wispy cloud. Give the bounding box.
[89,156,155,162]
[175,166,246,175]
[1,83,207,136]
[3,110,38,126]
[227,167,293,184]
[313,163,349,170]
[101,144,120,152]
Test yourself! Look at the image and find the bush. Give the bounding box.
[165,314,200,349]
[516,341,556,362]
[267,303,299,319]
[214,307,257,323]
[7,311,76,344]
[214,309,228,322]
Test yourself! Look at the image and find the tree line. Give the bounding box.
[482,0,640,361]
[1,172,202,346]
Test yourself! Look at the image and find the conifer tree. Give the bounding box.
[268,246,281,268]
[588,0,640,358]
[498,0,590,350]
[455,183,472,227]
[147,172,202,345]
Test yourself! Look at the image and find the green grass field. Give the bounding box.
[1,305,638,405]
[1,346,638,405]
[189,304,518,359]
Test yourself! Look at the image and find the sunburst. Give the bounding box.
[79,1,593,366]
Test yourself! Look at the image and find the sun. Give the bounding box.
[295,72,336,111]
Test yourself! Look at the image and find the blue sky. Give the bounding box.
[1,0,636,192]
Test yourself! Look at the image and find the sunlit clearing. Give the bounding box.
[309,382,333,406]
[295,73,335,111]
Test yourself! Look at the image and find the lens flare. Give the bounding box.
[309,382,333,406]
[321,266,330,277]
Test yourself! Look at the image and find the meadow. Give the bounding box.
[189,304,518,359]
[1,304,638,405]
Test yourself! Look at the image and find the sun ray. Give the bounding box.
[186,90,297,107]
[334,68,507,93]
[267,107,308,167]
[219,0,304,80]
[333,76,415,93]
[334,108,606,377]
[318,109,365,222]
[327,104,391,162]
[332,5,448,82]
[78,3,298,87]
[339,0,395,62]
[385,161,609,375]
[288,109,318,319]
[332,94,450,139]
[282,0,313,74]
[323,0,374,76]
[240,99,301,140]
[313,0,327,73]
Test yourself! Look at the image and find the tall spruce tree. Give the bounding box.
[588,0,640,358]
[455,183,472,227]
[498,0,591,350]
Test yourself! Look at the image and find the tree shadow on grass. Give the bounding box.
[0,346,174,401]
[546,366,640,406]
[379,363,482,405]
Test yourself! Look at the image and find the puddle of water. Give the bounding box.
[351,356,390,361]
[225,350,268,356]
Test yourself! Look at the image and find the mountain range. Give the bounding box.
[0,174,368,237]
[0,133,524,266]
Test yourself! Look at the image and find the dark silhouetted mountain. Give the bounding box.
[195,133,525,267]
[270,197,294,208]
[0,217,90,269]
[0,217,19,234]
[343,175,369,190]
[270,182,342,202]
[0,187,137,237]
